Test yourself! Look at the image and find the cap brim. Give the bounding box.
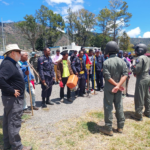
[3,49,22,56]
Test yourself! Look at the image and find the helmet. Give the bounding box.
[105,41,119,54]
[135,43,147,56]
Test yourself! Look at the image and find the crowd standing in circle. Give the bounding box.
[0,41,150,149]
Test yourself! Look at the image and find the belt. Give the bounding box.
[80,71,84,74]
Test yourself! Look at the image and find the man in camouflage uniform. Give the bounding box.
[131,43,150,121]
[100,41,128,136]
[29,53,39,84]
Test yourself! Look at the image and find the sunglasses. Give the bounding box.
[14,50,21,54]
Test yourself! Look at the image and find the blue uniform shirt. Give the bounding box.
[19,61,34,83]
[38,55,54,80]
[95,55,104,71]
[71,56,87,74]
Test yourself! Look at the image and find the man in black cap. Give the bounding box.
[57,50,73,102]
[38,47,55,108]
[52,49,62,84]
[71,50,88,97]
[70,50,78,63]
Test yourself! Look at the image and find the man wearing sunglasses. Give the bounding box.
[0,44,32,150]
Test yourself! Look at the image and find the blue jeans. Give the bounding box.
[23,82,35,109]
[89,74,94,89]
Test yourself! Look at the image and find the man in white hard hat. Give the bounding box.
[0,44,32,150]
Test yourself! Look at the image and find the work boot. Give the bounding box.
[67,98,73,102]
[60,98,64,103]
[46,99,54,105]
[99,126,113,136]
[42,98,47,108]
[143,113,150,118]
[23,109,31,113]
[33,106,39,110]
[22,146,32,150]
[117,128,123,133]
[131,114,143,121]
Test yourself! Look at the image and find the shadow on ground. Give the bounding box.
[0,116,3,149]
[124,111,135,119]
[87,122,100,134]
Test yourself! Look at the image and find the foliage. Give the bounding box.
[66,8,97,46]
[91,34,112,51]
[36,5,65,49]
[16,15,42,51]
[108,0,132,41]
[97,7,111,35]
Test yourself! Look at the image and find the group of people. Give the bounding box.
[0,41,150,150]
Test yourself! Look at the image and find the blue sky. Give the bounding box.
[0,0,150,38]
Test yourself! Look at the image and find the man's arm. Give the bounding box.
[0,63,15,95]
[71,58,77,74]
[131,58,143,75]
[112,61,128,93]
[38,57,45,81]
[57,62,61,80]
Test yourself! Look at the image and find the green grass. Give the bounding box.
[21,114,31,120]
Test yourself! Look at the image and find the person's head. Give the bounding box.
[5,44,21,62]
[79,50,84,58]
[81,46,86,54]
[118,50,123,58]
[74,50,77,55]
[43,47,50,57]
[99,50,102,55]
[95,49,100,57]
[61,50,68,60]
[128,52,131,56]
[21,51,28,62]
[56,49,60,56]
[34,54,37,57]
[134,43,147,56]
[89,49,93,56]
[7,50,21,62]
[123,52,128,58]
[105,41,119,55]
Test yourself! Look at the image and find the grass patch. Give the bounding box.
[89,111,104,119]
[21,114,31,120]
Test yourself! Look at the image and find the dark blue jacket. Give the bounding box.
[71,57,87,74]
[38,55,54,80]
[95,55,104,71]
[70,53,77,63]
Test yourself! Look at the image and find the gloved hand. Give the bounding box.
[59,81,64,88]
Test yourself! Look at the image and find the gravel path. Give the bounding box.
[0,74,136,128]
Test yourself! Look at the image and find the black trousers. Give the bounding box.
[2,96,23,150]
[60,77,70,99]
[77,74,86,95]
[96,71,103,90]
[41,76,53,99]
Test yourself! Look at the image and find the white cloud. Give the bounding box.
[143,32,150,38]
[0,0,9,5]
[3,20,13,23]
[127,27,141,38]
[46,0,72,5]
[138,36,141,38]
[46,0,84,16]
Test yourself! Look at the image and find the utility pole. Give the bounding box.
[1,18,5,52]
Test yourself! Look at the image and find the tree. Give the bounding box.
[97,7,111,35]
[36,5,65,48]
[119,31,130,50]
[16,15,42,51]
[91,34,112,51]
[69,9,96,46]
[109,0,132,41]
